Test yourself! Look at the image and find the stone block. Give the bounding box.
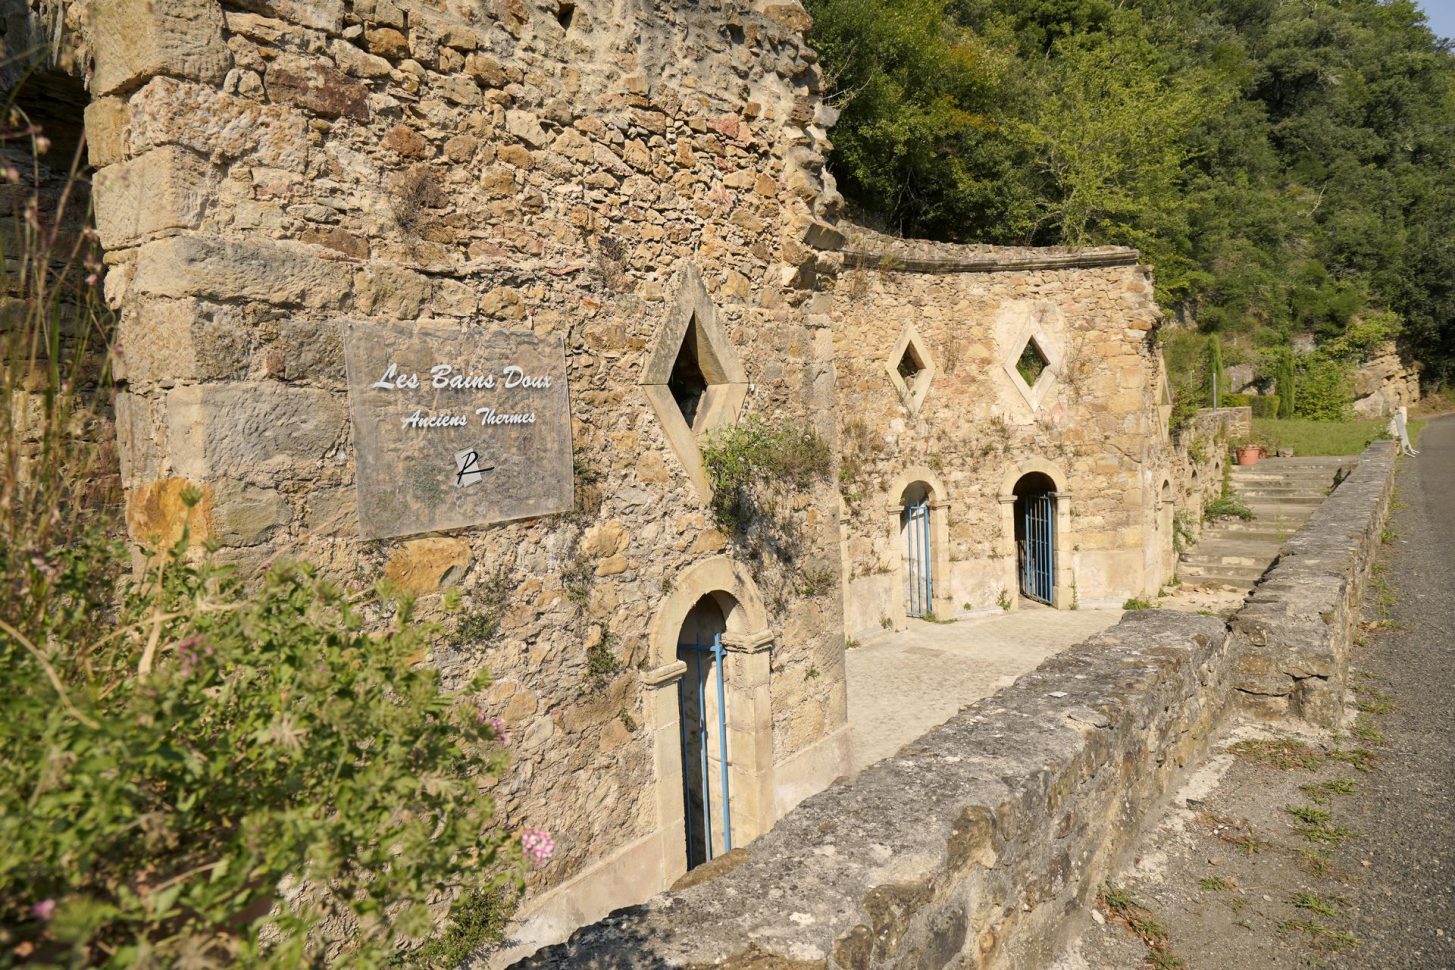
[115,298,252,385]
[331,39,392,78]
[385,537,470,593]
[126,477,212,547]
[264,53,369,121]
[83,98,128,168]
[88,0,230,97]
[229,0,344,33]
[127,77,311,171]
[354,264,432,317]
[131,234,351,309]
[209,478,292,546]
[165,383,345,482]
[506,109,549,149]
[93,146,217,250]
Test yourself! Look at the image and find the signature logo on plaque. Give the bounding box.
[454,448,492,488]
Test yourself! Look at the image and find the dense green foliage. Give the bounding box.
[807,0,1455,379]
[702,416,833,536]
[1,523,523,967]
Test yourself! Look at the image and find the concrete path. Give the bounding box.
[844,606,1122,773]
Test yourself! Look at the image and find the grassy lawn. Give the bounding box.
[1252,417,1424,457]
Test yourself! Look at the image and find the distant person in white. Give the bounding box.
[1390,405,1419,457]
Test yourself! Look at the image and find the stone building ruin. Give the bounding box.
[5,0,1177,959]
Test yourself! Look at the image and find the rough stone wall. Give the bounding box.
[1232,440,1397,725]
[516,609,1233,970]
[1352,341,1421,418]
[829,226,1173,635]
[1166,406,1247,547]
[72,0,851,948]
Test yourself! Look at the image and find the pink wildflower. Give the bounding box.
[174,635,212,678]
[31,899,55,921]
[520,828,554,866]
[489,715,511,745]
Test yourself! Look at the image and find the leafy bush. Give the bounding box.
[701,416,832,536]
[1204,495,1255,522]
[1293,354,1353,421]
[1221,392,1252,409]
[1250,394,1280,419]
[1,517,526,967]
[0,122,527,965]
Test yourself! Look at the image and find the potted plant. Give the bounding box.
[1233,437,1263,465]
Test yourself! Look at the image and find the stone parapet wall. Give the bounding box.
[1231,440,1397,725]
[513,439,1403,967]
[836,225,1140,274]
[516,609,1231,970]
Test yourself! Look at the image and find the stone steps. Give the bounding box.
[1180,538,1285,568]
[1179,457,1352,592]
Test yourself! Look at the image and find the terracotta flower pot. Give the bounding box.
[1236,445,1262,466]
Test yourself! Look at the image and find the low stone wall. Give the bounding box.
[1231,440,1398,725]
[1169,406,1248,545]
[515,610,1230,970]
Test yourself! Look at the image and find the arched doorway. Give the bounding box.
[1158,478,1175,582]
[676,594,732,870]
[1013,473,1058,604]
[899,482,933,617]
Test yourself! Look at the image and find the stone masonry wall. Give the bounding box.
[1166,406,1248,548]
[1232,440,1397,726]
[518,609,1233,970]
[830,226,1174,636]
[68,0,853,950]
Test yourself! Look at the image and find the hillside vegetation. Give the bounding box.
[805,0,1455,387]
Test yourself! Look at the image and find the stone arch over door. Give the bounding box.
[643,557,774,882]
[884,466,952,626]
[999,458,1073,609]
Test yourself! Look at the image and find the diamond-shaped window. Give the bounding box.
[1015,338,1049,386]
[642,263,748,498]
[669,315,710,428]
[1001,303,1063,412]
[886,324,935,414]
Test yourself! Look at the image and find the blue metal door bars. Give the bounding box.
[1021,491,1055,605]
[904,500,933,617]
[677,633,731,869]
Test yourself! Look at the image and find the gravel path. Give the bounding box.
[1326,414,1455,967]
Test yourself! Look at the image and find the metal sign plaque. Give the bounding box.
[342,320,572,539]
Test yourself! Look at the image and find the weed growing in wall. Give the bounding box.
[702,416,832,555]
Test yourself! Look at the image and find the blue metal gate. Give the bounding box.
[677,634,731,869]
[904,500,933,618]
[1020,492,1056,605]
